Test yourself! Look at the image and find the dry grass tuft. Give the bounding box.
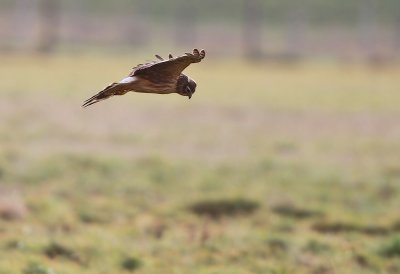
[0,189,28,220]
[188,198,259,219]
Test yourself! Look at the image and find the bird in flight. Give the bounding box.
[82,48,206,107]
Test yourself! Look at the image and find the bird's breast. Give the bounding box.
[133,77,177,94]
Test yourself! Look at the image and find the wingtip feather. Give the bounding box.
[155,54,164,61]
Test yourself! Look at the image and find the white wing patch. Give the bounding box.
[119,76,137,84]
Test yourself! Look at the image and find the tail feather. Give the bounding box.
[82,97,106,108]
[82,83,119,108]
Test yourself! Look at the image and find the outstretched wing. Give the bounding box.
[129,49,205,82]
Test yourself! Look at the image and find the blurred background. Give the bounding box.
[2,0,400,61]
[0,1,400,274]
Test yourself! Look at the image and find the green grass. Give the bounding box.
[0,53,400,273]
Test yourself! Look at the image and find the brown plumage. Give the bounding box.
[82,48,205,107]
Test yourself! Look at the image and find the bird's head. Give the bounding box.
[177,75,197,99]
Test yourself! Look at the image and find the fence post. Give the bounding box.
[36,0,60,53]
[395,7,400,57]
[358,0,379,62]
[285,4,306,61]
[242,0,263,60]
[175,1,197,47]
[13,0,34,50]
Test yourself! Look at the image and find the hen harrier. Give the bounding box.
[82,48,206,107]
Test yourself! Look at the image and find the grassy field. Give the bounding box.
[0,53,400,274]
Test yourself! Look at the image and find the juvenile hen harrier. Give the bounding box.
[82,48,206,107]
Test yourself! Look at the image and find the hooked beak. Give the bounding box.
[186,86,192,99]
